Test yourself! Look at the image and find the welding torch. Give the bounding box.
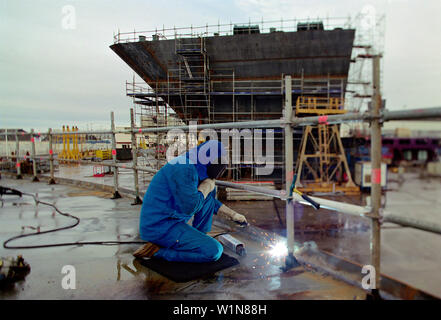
[289,175,320,210]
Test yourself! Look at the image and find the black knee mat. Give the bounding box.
[137,253,239,282]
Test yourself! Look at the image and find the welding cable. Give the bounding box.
[2,189,146,249]
[289,174,320,210]
[293,189,320,210]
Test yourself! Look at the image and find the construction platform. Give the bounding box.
[0,178,367,300]
[1,168,440,299]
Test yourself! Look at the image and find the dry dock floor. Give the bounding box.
[1,166,440,299]
[1,178,366,300]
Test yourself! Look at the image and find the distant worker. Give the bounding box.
[133,140,247,262]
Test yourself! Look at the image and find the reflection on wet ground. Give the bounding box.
[0,178,366,300]
[225,171,441,297]
[1,168,440,299]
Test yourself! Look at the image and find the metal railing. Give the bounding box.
[2,68,441,296]
[126,76,346,97]
[113,17,352,44]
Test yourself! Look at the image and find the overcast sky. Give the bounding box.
[1,0,440,132]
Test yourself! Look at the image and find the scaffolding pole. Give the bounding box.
[110,112,121,199]
[10,106,439,137]
[48,128,56,185]
[30,129,39,182]
[130,108,142,205]
[5,129,8,159]
[369,55,382,298]
[14,131,22,179]
[283,75,300,269]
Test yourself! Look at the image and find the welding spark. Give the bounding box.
[268,241,288,257]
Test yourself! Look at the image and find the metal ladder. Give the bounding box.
[175,36,211,123]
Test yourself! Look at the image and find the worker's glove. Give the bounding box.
[218,204,247,224]
[198,178,216,199]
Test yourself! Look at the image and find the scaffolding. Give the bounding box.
[175,36,212,123]
[116,17,377,189]
[113,17,352,43]
[3,70,441,299]
[127,73,349,187]
[127,79,183,174]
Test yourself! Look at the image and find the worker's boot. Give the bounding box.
[133,242,161,258]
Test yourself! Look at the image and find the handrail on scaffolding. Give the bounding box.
[2,95,441,298]
[1,107,440,137]
[113,16,353,44]
[296,96,346,114]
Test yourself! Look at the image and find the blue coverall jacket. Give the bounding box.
[139,141,225,262]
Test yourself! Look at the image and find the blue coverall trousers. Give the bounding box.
[152,200,223,263]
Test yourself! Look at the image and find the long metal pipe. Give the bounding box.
[291,112,372,126]
[110,112,121,199]
[6,154,440,236]
[383,107,441,121]
[55,157,370,219]
[52,158,157,174]
[133,119,283,133]
[284,76,295,256]
[5,129,8,158]
[48,128,55,184]
[15,131,22,179]
[2,101,439,241]
[370,55,382,291]
[29,152,441,236]
[0,106,440,138]
[130,108,142,205]
[120,106,441,133]
[30,129,39,182]
[383,214,441,235]
[216,181,441,235]
[215,180,282,198]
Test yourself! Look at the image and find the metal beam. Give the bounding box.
[384,214,441,235]
[130,108,142,205]
[383,107,441,121]
[370,55,382,294]
[30,129,39,182]
[0,106,440,138]
[110,112,121,199]
[12,155,441,236]
[284,75,295,258]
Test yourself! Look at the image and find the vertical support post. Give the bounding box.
[156,127,160,171]
[31,129,39,182]
[48,128,56,185]
[130,108,142,205]
[111,112,121,199]
[283,75,300,270]
[369,55,382,299]
[15,131,22,179]
[5,129,9,159]
[0,129,3,180]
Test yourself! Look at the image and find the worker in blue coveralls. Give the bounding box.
[133,140,247,262]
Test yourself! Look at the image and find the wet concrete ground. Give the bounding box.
[224,171,441,298]
[54,165,441,296]
[0,178,366,300]
[3,165,440,299]
[42,161,154,194]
